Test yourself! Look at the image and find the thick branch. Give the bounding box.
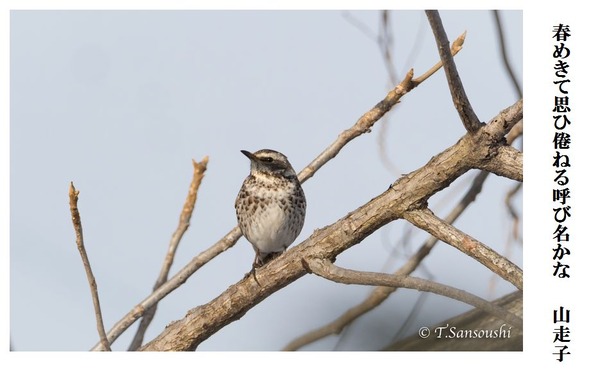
[426,10,482,132]
[283,170,491,351]
[69,182,111,352]
[464,99,522,175]
[285,116,524,350]
[92,47,461,350]
[140,100,523,351]
[404,208,523,290]
[477,145,522,182]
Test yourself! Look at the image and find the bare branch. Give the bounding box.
[303,258,523,328]
[413,30,466,85]
[378,28,466,176]
[505,182,523,244]
[426,10,482,132]
[301,30,468,184]
[92,225,242,351]
[284,170,491,350]
[469,101,522,181]
[92,49,459,350]
[128,157,209,351]
[404,208,523,290]
[298,69,414,183]
[492,10,523,253]
[285,111,524,351]
[492,10,522,98]
[138,100,523,351]
[477,145,522,182]
[379,10,399,85]
[341,11,378,42]
[69,182,111,352]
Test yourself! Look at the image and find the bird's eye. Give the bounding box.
[262,157,274,163]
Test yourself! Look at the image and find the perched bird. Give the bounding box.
[235,149,306,272]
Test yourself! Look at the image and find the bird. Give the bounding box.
[235,149,306,275]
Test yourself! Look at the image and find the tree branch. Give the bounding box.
[283,170,491,351]
[492,10,522,98]
[92,46,462,350]
[303,258,523,328]
[284,114,524,350]
[139,100,523,351]
[299,31,465,184]
[379,10,399,85]
[128,157,209,351]
[298,69,414,183]
[476,145,522,182]
[505,182,523,244]
[426,10,482,132]
[69,182,111,352]
[404,208,522,290]
[378,29,466,175]
[413,30,466,85]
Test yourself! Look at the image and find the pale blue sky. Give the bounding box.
[10,10,523,351]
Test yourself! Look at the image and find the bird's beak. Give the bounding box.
[241,150,258,161]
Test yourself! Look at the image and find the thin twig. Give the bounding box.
[492,10,522,98]
[425,10,482,132]
[375,11,402,177]
[493,9,524,246]
[297,69,413,184]
[379,10,399,86]
[378,29,466,176]
[492,8,523,248]
[413,30,466,85]
[399,12,427,78]
[128,157,209,351]
[91,224,242,351]
[299,31,465,184]
[505,182,523,244]
[69,182,111,352]
[305,258,522,328]
[341,11,378,42]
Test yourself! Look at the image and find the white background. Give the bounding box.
[2,0,596,388]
